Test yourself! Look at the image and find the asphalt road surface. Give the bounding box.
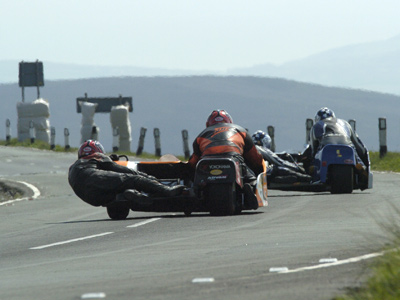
[0,146,398,300]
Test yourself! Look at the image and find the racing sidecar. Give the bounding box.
[268,144,373,194]
[106,155,268,219]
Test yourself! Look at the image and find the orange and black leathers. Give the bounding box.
[188,123,264,177]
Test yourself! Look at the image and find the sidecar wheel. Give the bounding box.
[107,204,130,220]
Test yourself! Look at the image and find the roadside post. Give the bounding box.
[379,117,387,158]
[6,119,11,143]
[182,130,190,159]
[64,128,70,150]
[267,126,276,152]
[50,127,56,150]
[305,118,313,144]
[91,126,98,140]
[29,120,35,144]
[136,127,147,156]
[112,127,120,152]
[154,128,161,157]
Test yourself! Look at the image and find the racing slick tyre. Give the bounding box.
[107,204,130,220]
[206,183,236,216]
[330,165,354,194]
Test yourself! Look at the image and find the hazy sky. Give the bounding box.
[2,0,400,70]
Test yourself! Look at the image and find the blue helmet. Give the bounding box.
[252,130,272,150]
[315,107,336,122]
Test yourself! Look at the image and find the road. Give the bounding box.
[0,146,397,300]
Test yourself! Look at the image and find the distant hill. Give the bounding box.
[0,60,219,84]
[228,34,400,95]
[0,76,399,156]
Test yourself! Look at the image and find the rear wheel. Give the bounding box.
[206,183,236,216]
[107,204,130,220]
[330,165,354,194]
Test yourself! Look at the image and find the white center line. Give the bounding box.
[126,218,161,228]
[30,232,114,250]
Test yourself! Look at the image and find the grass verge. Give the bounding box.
[334,207,400,300]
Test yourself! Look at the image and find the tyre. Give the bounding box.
[107,204,130,220]
[205,183,236,216]
[330,165,354,194]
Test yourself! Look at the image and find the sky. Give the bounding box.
[1,0,400,71]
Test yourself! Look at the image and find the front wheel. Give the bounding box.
[205,183,237,216]
[107,204,130,220]
[330,165,354,194]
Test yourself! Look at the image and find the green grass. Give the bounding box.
[0,138,186,161]
[334,214,400,300]
[369,151,400,172]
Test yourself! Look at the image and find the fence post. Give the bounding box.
[379,117,387,158]
[64,128,70,150]
[5,119,11,143]
[136,127,147,156]
[154,128,161,157]
[29,120,35,144]
[91,126,98,140]
[50,127,56,150]
[305,118,313,144]
[182,129,190,159]
[112,126,119,152]
[267,125,275,152]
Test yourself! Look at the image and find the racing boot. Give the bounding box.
[119,189,154,207]
[243,183,259,210]
[355,163,369,190]
[132,176,186,197]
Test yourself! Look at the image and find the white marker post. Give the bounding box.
[136,127,147,156]
[154,128,161,157]
[267,125,276,152]
[305,118,313,144]
[182,129,190,159]
[5,119,11,143]
[379,117,387,158]
[112,126,119,152]
[64,128,70,150]
[50,126,56,150]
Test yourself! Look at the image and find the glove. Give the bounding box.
[136,170,158,181]
[109,154,119,161]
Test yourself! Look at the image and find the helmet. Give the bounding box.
[252,130,272,150]
[206,109,233,127]
[315,107,336,122]
[78,140,105,158]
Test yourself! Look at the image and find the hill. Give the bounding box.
[0,76,399,156]
[229,34,400,95]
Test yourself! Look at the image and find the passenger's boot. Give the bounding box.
[133,176,186,197]
[120,189,154,206]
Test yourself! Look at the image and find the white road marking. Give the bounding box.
[81,292,106,299]
[126,218,161,228]
[319,258,338,263]
[276,251,384,274]
[269,267,289,273]
[0,180,41,206]
[192,278,215,283]
[30,232,114,250]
